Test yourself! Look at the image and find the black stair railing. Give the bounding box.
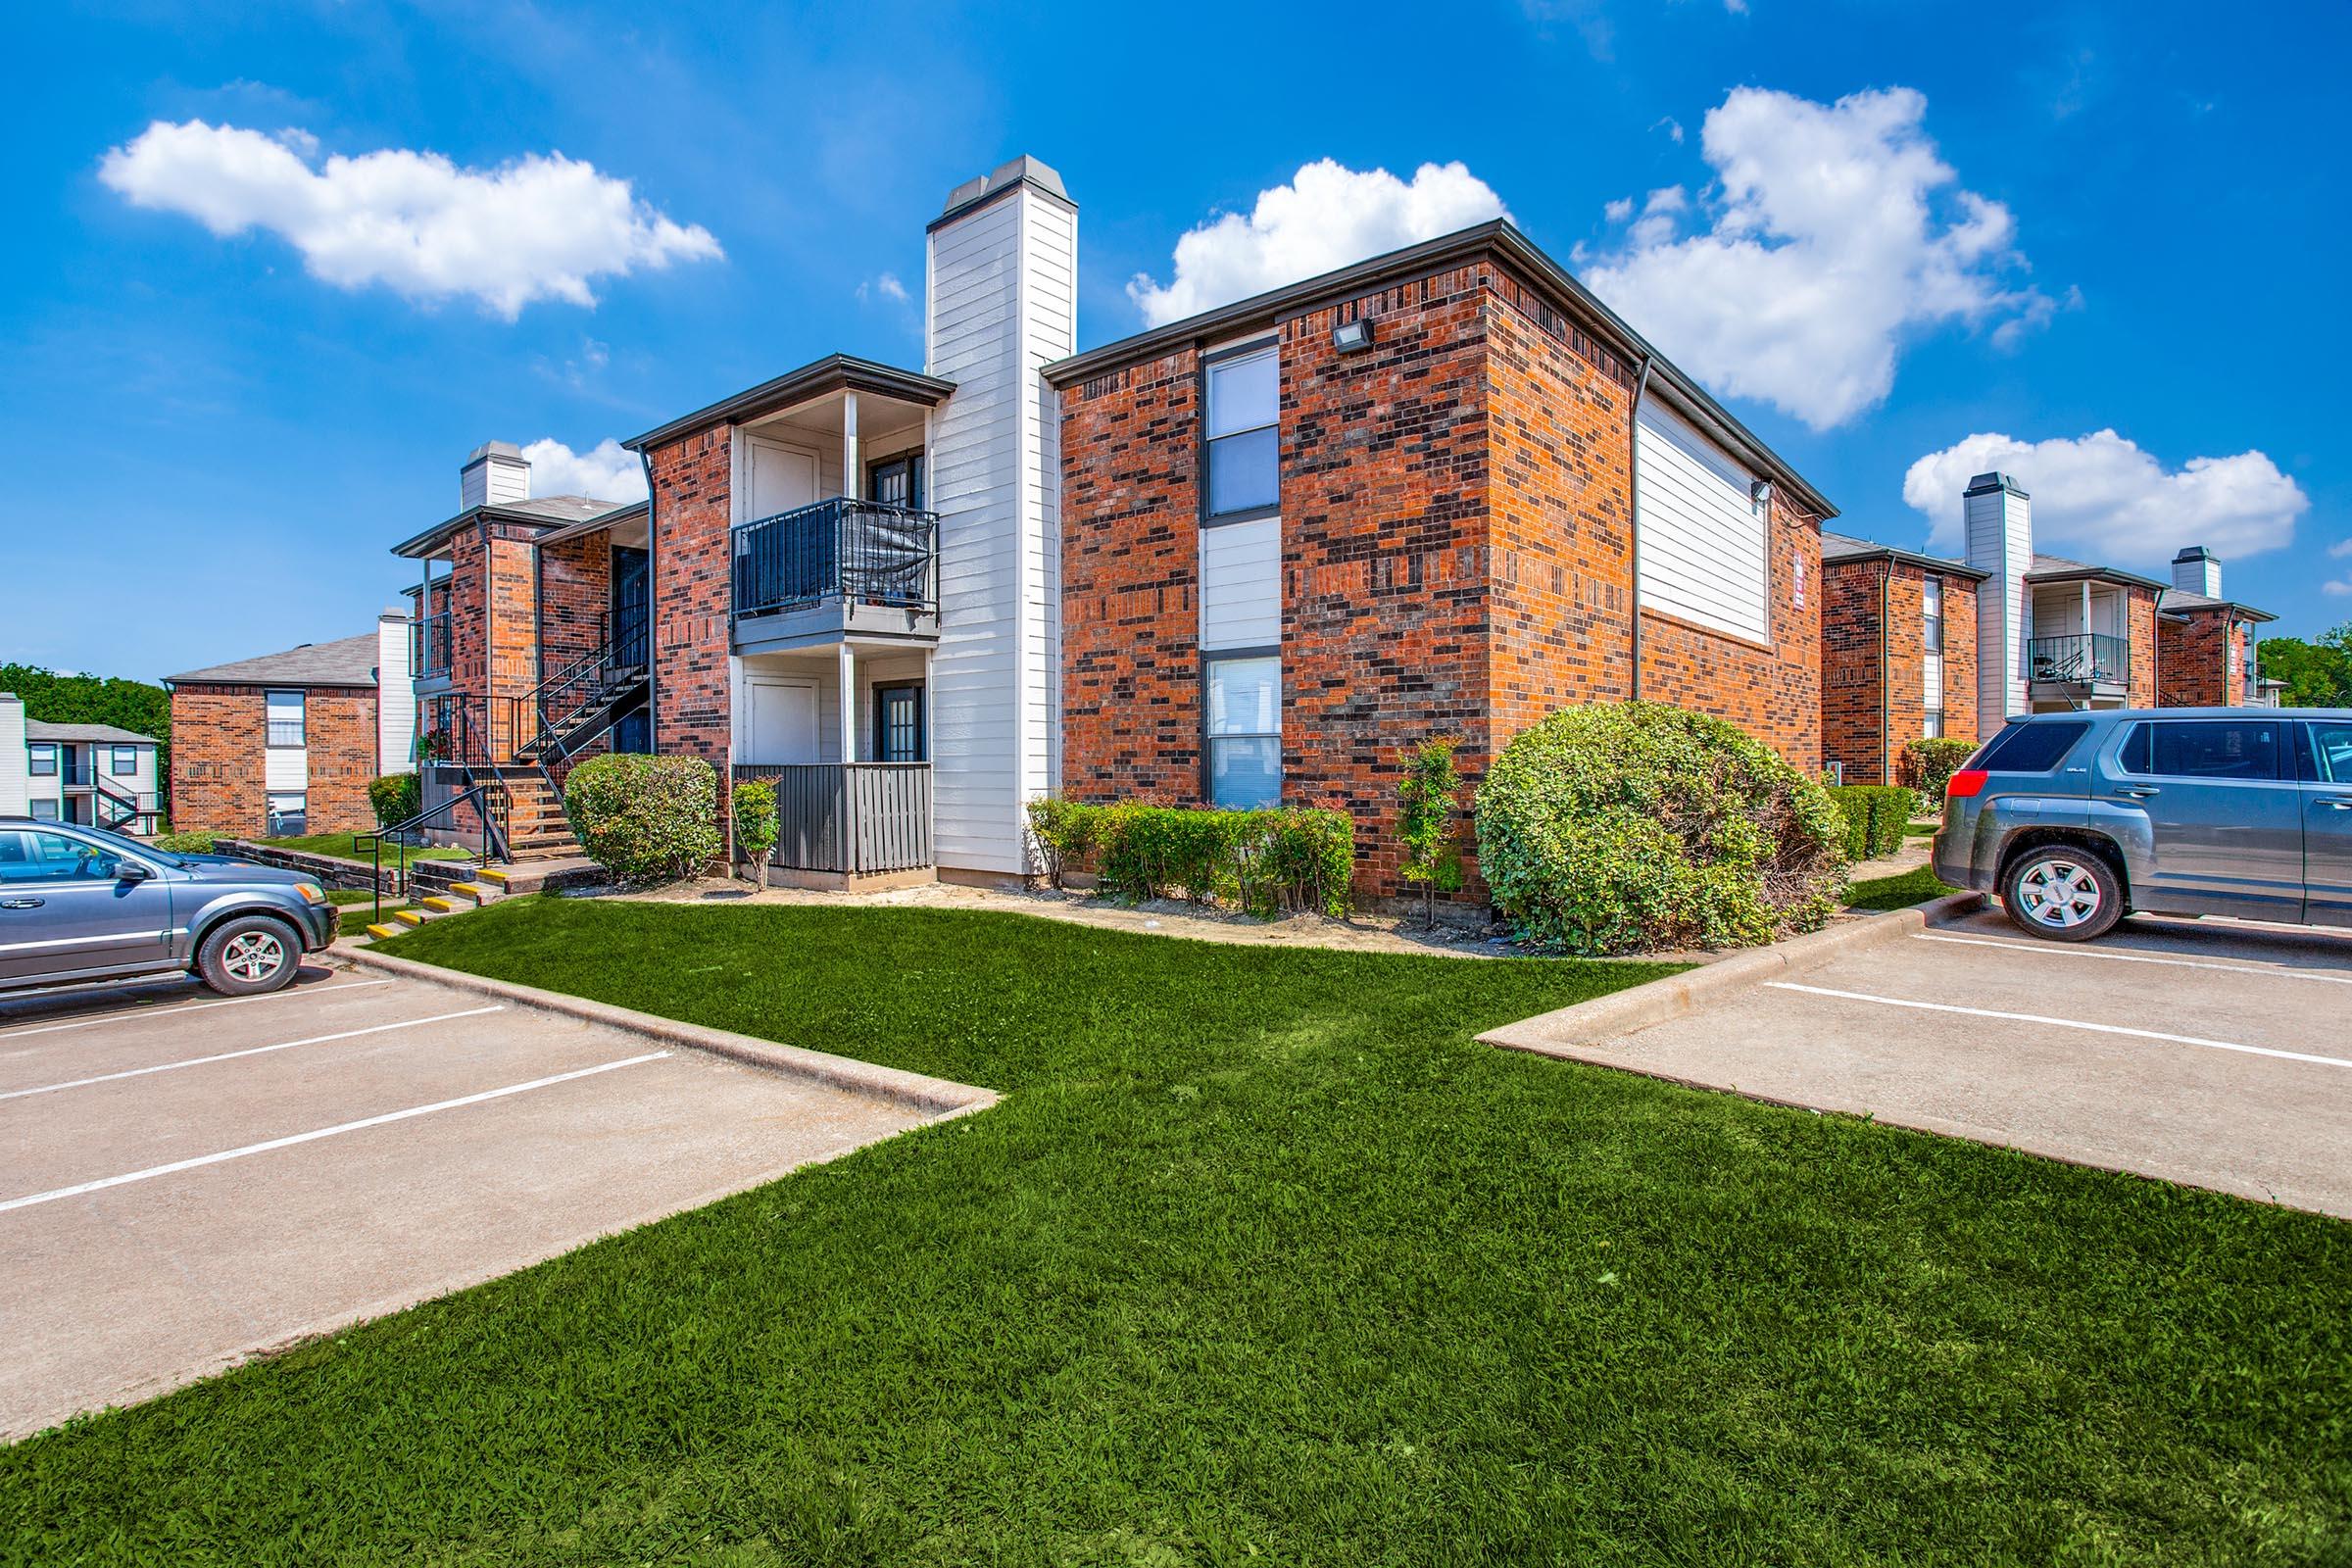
[93,778,164,836]
[355,781,511,931]
[516,614,649,766]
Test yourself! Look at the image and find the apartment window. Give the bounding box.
[267,792,309,836]
[27,743,56,777]
[1204,655,1281,808]
[1924,710,1944,740]
[873,682,925,763]
[111,745,139,776]
[1923,577,1945,655]
[27,800,58,822]
[1202,343,1279,521]
[266,690,306,748]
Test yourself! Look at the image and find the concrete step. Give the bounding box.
[447,881,498,906]
[394,909,430,927]
[364,923,402,941]
[418,896,459,913]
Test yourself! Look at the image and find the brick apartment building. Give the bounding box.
[1818,531,1984,785]
[165,613,414,837]
[386,158,1840,898]
[1045,222,1833,889]
[2156,545,2277,708]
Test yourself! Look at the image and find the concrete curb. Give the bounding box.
[1479,892,1985,1056]
[337,944,997,1118]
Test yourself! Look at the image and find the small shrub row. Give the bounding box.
[1826,784,1918,860]
[151,829,220,855]
[368,772,422,829]
[1026,799,1353,918]
[564,754,720,887]
[1899,736,1978,799]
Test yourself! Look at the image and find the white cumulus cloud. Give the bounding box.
[1902,430,2307,566]
[858,270,908,305]
[1585,86,2052,430]
[98,120,721,318]
[1128,159,1509,326]
[520,437,647,503]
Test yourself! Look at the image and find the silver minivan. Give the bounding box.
[1932,708,2352,941]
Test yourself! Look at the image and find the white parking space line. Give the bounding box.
[0,1006,505,1103]
[0,1051,671,1215]
[1765,982,2352,1071]
[1916,933,2352,985]
[0,979,397,1042]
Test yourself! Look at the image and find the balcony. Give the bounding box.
[733,762,933,885]
[2030,633,2130,691]
[413,612,453,681]
[732,498,939,653]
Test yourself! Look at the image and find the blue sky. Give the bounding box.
[7,0,2348,681]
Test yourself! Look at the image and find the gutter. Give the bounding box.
[1627,355,1652,701]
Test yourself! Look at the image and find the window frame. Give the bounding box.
[266,689,306,750]
[1924,709,1944,741]
[1198,337,1282,528]
[2300,719,2352,785]
[266,791,309,837]
[27,743,57,777]
[1922,575,1945,656]
[1199,647,1283,808]
[2122,718,2291,783]
[110,745,140,776]
[870,680,927,764]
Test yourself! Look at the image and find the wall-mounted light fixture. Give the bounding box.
[1750,478,1776,509]
[1331,318,1375,354]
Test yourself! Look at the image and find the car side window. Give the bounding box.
[2137,720,2282,781]
[2307,722,2352,784]
[0,831,122,885]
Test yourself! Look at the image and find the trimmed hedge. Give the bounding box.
[1475,702,1846,955]
[368,772,422,829]
[1899,736,1977,799]
[1827,785,1918,860]
[1026,800,1353,917]
[564,754,721,887]
[151,829,219,855]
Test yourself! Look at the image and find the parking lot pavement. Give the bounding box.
[1542,906,2352,1219]
[0,966,954,1440]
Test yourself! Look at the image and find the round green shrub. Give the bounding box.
[151,828,220,855]
[368,771,422,828]
[563,754,721,886]
[1474,702,1846,955]
[1900,736,1978,799]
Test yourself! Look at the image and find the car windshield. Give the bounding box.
[74,824,187,867]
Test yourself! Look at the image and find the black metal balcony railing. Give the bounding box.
[2030,633,2130,685]
[732,498,939,621]
[413,612,453,679]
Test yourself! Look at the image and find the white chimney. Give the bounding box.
[460,440,530,510]
[1963,470,2033,733]
[923,155,1077,876]
[2172,545,2222,598]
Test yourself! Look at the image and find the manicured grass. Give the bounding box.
[1904,821,1940,839]
[5,901,2345,1564]
[323,888,402,909]
[257,831,469,868]
[1845,865,1964,909]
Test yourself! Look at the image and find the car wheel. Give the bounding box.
[2002,847,2124,943]
[196,914,303,996]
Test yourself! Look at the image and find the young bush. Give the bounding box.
[1827,785,1917,859]
[563,754,720,887]
[368,772,422,829]
[1396,737,1466,926]
[1022,799,1352,917]
[1474,702,1846,955]
[1900,737,1978,799]
[732,778,778,887]
[152,829,219,855]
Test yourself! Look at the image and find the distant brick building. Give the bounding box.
[2156,546,2277,708]
[1818,532,1985,785]
[165,616,412,837]
[1047,223,1834,896]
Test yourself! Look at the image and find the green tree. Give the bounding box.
[0,662,172,784]
[1396,737,1466,927]
[2255,625,2352,707]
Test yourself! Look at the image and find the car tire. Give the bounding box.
[195,914,304,996]
[2001,846,2125,943]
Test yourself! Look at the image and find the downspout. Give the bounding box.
[1627,355,1653,701]
[1880,570,1891,786]
[639,447,660,754]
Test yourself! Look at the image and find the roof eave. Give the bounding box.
[623,354,956,454]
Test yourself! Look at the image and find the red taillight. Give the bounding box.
[1946,769,1988,800]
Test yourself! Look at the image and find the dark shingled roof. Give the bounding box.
[166,630,382,689]
[22,720,159,745]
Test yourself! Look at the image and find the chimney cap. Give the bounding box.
[1963,470,2029,499]
[932,155,1072,229]
[2173,545,2216,564]
[465,440,524,466]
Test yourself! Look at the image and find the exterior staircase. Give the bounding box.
[498,768,584,861]
[361,870,507,941]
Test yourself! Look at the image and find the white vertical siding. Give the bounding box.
[1200,518,1281,650]
[1634,399,1769,644]
[1924,653,1943,711]
[376,615,415,774]
[924,177,1077,875]
[0,696,27,815]
[1964,482,2032,732]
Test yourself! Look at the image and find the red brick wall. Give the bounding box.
[169,683,376,836]
[1821,559,1981,784]
[647,427,735,780]
[2157,609,2240,707]
[2125,587,2162,709]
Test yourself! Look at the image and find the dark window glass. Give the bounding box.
[2142,720,2281,781]
[28,744,56,777]
[111,745,139,775]
[1204,347,1278,518]
[873,683,925,763]
[1977,720,2090,774]
[1205,657,1281,808]
[2307,722,2352,784]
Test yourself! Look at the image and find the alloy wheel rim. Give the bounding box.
[2019,859,2101,929]
[222,931,287,983]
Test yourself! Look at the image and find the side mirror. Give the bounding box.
[115,860,154,883]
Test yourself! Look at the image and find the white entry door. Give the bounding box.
[747,441,818,521]
[742,676,819,764]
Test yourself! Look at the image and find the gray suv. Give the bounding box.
[0,820,339,996]
[1933,708,2352,941]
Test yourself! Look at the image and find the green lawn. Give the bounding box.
[1844,865,1963,909]
[257,831,470,868]
[323,888,403,909]
[4,900,2345,1564]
